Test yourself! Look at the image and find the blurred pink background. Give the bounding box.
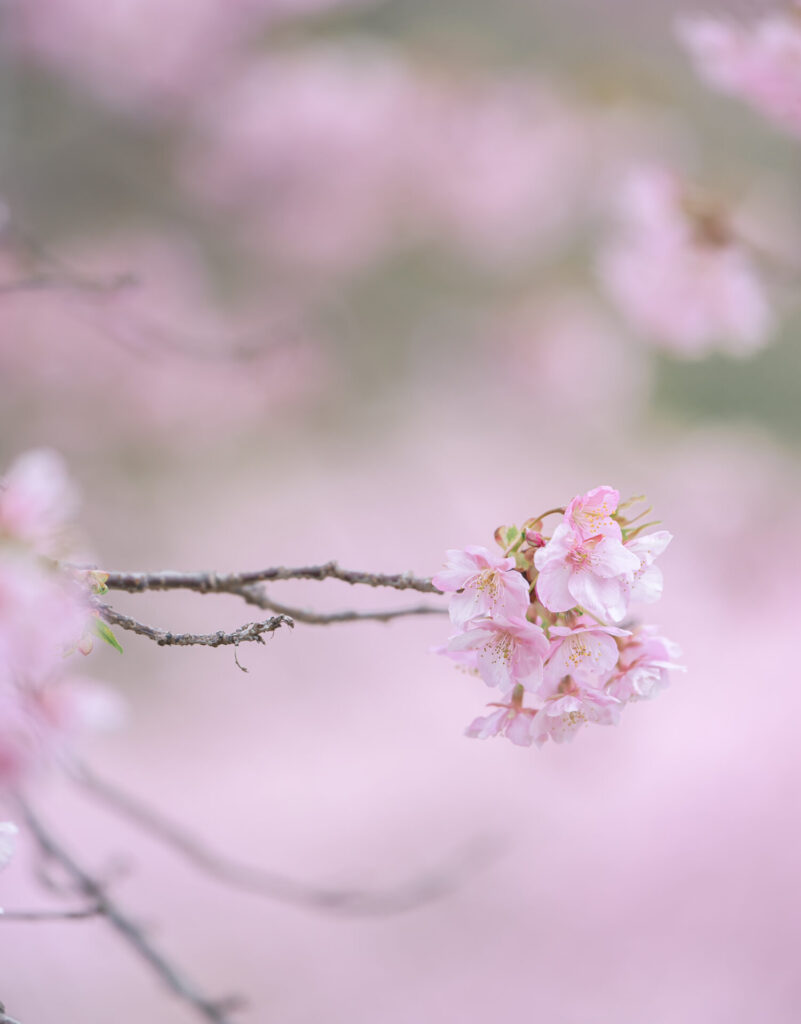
[1,1,801,1022]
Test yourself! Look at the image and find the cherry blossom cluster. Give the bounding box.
[0,450,119,791]
[434,487,681,747]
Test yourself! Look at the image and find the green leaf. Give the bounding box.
[504,526,521,547]
[94,619,123,654]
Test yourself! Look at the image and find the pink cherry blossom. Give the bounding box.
[465,702,537,747]
[530,685,622,746]
[534,521,640,622]
[432,546,530,628]
[0,677,122,789]
[605,627,683,702]
[494,295,651,432]
[0,821,16,870]
[677,10,801,137]
[0,553,90,686]
[445,618,549,696]
[0,449,79,557]
[407,79,592,266]
[5,0,377,118]
[565,485,621,541]
[598,166,772,356]
[182,48,414,273]
[0,687,52,787]
[623,530,672,605]
[543,624,630,690]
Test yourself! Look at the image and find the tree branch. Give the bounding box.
[14,798,242,1024]
[69,761,496,916]
[1,904,101,921]
[0,270,137,296]
[99,562,438,596]
[97,603,294,649]
[230,584,447,625]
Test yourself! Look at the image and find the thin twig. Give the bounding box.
[0,904,101,921]
[230,584,447,625]
[15,798,242,1024]
[69,761,496,916]
[98,563,438,596]
[97,603,294,649]
[0,271,137,296]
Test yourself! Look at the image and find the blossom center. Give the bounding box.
[483,630,514,665]
[470,568,501,600]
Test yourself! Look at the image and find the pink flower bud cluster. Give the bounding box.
[0,451,119,789]
[433,486,682,748]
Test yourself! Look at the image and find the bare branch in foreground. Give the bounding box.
[230,583,447,625]
[97,603,294,649]
[15,798,242,1024]
[69,761,497,916]
[99,562,439,596]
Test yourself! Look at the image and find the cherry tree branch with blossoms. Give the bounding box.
[0,449,681,1024]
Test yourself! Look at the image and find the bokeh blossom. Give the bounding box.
[598,165,773,356]
[181,48,602,275]
[0,449,79,557]
[677,9,801,137]
[4,0,378,117]
[0,451,120,791]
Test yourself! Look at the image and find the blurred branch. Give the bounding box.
[100,562,439,595]
[0,270,137,296]
[230,583,447,624]
[97,603,294,651]
[0,1004,22,1024]
[1,904,101,921]
[14,798,243,1024]
[69,761,496,917]
[0,219,303,363]
[0,220,139,296]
